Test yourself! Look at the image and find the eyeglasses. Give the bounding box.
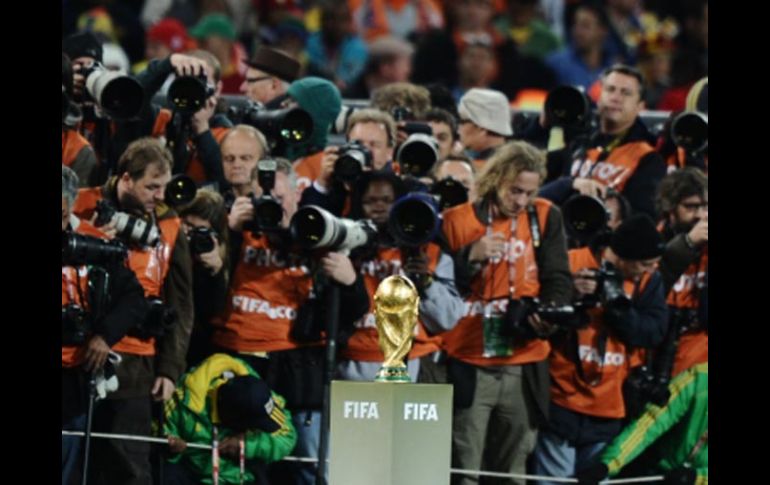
[680,202,708,211]
[245,75,272,84]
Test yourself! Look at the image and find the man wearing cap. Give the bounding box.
[189,13,247,94]
[533,213,669,484]
[240,46,301,105]
[457,88,513,171]
[133,18,196,74]
[164,353,297,485]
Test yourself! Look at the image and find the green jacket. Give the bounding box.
[164,354,297,484]
[601,362,708,484]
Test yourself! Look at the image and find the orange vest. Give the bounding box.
[61,129,91,168]
[73,187,181,356]
[62,220,109,367]
[293,151,325,194]
[665,148,709,175]
[186,126,231,184]
[440,199,552,366]
[342,244,443,362]
[212,232,315,352]
[666,247,708,376]
[549,247,647,419]
[570,140,654,192]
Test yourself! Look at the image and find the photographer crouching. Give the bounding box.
[62,165,149,485]
[532,214,669,484]
[71,138,194,484]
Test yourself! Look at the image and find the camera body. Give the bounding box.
[62,304,89,346]
[188,226,216,255]
[130,298,176,340]
[95,199,161,247]
[595,261,631,310]
[334,141,373,184]
[244,159,284,234]
[62,231,128,267]
[501,297,580,339]
[430,177,468,211]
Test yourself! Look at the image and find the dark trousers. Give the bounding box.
[90,397,152,485]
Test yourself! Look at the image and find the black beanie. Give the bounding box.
[217,375,281,433]
[62,31,103,64]
[610,214,665,260]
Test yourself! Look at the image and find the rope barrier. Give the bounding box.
[62,430,665,482]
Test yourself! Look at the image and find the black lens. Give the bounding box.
[168,76,208,114]
[389,194,439,246]
[545,86,590,128]
[165,174,197,206]
[671,112,708,152]
[334,154,364,184]
[99,76,144,120]
[292,208,327,246]
[431,178,468,210]
[563,195,608,241]
[280,108,313,143]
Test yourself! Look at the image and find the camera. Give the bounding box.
[388,192,441,247]
[78,62,144,120]
[430,177,469,211]
[62,304,89,346]
[544,85,591,131]
[130,298,175,340]
[396,133,440,178]
[168,72,215,114]
[577,261,631,311]
[95,200,161,247]
[233,102,313,147]
[188,226,216,255]
[671,111,708,154]
[244,159,284,234]
[334,141,373,184]
[501,297,580,339]
[624,365,671,417]
[62,231,128,267]
[290,205,376,255]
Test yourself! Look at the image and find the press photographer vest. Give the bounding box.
[293,150,325,194]
[153,108,231,184]
[666,247,708,376]
[665,148,709,175]
[62,220,109,368]
[342,244,443,362]
[549,247,648,419]
[570,140,654,191]
[61,129,91,168]
[212,232,314,352]
[73,187,181,356]
[440,199,552,367]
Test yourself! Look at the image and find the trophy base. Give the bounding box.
[374,366,411,383]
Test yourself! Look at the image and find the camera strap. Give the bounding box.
[568,326,609,387]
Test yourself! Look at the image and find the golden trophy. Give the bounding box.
[374,275,420,383]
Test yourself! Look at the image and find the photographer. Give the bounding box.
[210,159,369,485]
[178,189,231,367]
[72,138,194,484]
[440,141,572,484]
[338,171,464,382]
[656,168,708,379]
[131,50,232,188]
[536,65,666,219]
[239,46,300,105]
[285,77,343,192]
[300,108,398,216]
[62,165,148,485]
[533,214,669,484]
[62,52,97,187]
